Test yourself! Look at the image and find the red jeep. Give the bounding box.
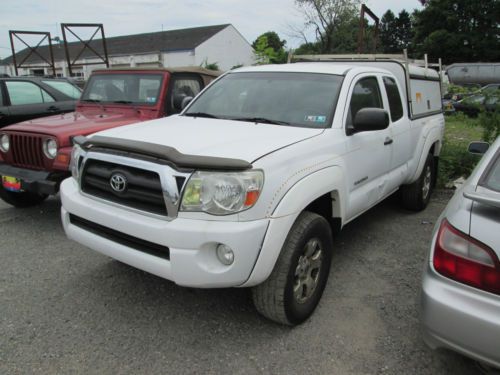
[0,67,219,207]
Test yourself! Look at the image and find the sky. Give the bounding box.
[0,0,423,60]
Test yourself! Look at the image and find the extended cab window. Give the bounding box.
[383,77,403,122]
[6,81,55,105]
[170,76,202,114]
[348,77,382,127]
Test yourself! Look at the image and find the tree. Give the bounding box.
[294,0,361,53]
[252,32,288,64]
[379,10,399,53]
[412,0,500,63]
[395,10,413,51]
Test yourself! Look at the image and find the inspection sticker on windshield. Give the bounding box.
[146,97,156,103]
[305,115,326,123]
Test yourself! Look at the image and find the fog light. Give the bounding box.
[216,244,234,265]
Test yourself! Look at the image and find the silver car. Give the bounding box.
[421,136,500,369]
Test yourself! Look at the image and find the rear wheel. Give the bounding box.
[0,185,47,208]
[400,152,434,211]
[252,211,333,325]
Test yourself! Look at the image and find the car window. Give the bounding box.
[81,74,163,105]
[482,154,500,192]
[170,77,202,114]
[42,80,81,99]
[347,77,383,126]
[6,81,55,105]
[184,72,343,128]
[383,76,403,122]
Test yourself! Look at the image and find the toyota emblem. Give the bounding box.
[110,173,127,193]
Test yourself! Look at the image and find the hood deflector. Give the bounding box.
[73,135,253,171]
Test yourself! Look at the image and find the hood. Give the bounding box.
[3,108,148,140]
[91,115,324,162]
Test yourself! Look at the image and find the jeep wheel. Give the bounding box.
[252,211,333,325]
[0,185,48,208]
[400,152,435,211]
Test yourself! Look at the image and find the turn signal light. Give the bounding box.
[433,219,500,295]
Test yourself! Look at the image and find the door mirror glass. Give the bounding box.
[468,141,489,155]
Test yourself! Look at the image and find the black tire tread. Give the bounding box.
[400,153,434,211]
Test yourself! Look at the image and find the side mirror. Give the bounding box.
[347,108,390,135]
[181,96,194,110]
[468,141,489,155]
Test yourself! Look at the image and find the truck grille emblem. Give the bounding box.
[110,173,127,193]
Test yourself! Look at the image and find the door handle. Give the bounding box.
[384,137,393,146]
[47,106,60,112]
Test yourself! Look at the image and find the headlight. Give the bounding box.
[43,139,58,159]
[0,134,9,153]
[69,144,84,180]
[180,170,264,215]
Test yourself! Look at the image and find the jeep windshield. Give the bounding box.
[81,74,163,105]
[183,72,343,128]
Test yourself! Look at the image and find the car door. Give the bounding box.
[40,79,81,113]
[0,81,10,127]
[343,74,392,220]
[5,80,60,124]
[381,76,412,194]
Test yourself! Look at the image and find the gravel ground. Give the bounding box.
[0,191,482,374]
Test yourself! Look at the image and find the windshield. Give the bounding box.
[42,80,82,99]
[184,72,343,128]
[81,74,163,105]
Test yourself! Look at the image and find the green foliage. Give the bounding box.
[479,111,500,143]
[437,115,483,187]
[252,31,286,52]
[200,60,220,71]
[380,10,414,53]
[412,0,500,63]
[253,34,288,65]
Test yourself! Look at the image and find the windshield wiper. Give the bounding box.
[183,112,219,119]
[81,99,101,103]
[230,117,291,126]
[112,100,133,104]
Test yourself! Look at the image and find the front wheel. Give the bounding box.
[400,152,435,211]
[0,184,48,208]
[252,211,333,325]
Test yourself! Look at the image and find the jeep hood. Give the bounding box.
[4,109,144,139]
[91,115,324,162]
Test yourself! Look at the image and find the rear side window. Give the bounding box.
[383,77,404,122]
[348,77,382,126]
[42,80,81,99]
[6,81,55,105]
[170,76,202,114]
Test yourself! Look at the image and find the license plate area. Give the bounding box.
[2,176,22,192]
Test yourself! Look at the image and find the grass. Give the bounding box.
[437,114,483,187]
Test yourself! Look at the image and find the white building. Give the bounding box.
[1,24,255,77]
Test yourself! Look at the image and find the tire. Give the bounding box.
[252,211,333,325]
[400,152,434,211]
[0,184,48,208]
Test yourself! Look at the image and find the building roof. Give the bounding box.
[2,24,231,65]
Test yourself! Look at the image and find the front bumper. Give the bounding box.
[60,178,271,288]
[0,162,64,195]
[421,262,500,369]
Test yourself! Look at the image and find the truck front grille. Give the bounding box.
[10,133,45,169]
[81,159,167,216]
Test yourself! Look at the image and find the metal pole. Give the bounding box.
[9,31,18,76]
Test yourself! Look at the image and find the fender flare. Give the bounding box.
[241,166,346,287]
[409,127,442,183]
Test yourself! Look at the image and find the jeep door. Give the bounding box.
[343,74,392,220]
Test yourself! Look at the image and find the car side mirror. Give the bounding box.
[181,96,193,110]
[468,141,489,155]
[347,108,390,135]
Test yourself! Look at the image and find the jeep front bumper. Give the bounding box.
[0,163,63,195]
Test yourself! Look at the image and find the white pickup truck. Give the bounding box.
[61,56,444,325]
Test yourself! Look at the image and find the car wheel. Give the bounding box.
[400,152,435,211]
[0,184,48,208]
[252,211,333,325]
